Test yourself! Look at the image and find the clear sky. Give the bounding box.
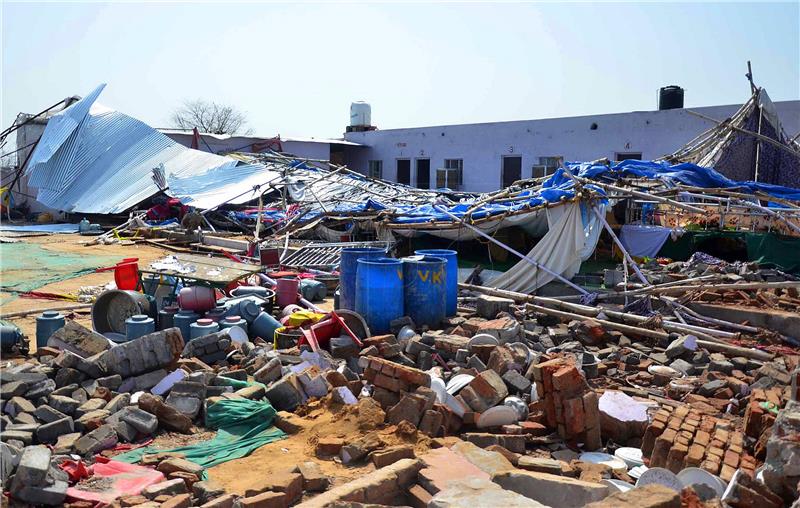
[2,1,799,139]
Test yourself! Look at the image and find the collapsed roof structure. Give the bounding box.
[663,87,800,188]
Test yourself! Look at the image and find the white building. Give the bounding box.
[342,100,800,193]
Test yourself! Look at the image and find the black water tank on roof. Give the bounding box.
[658,86,684,110]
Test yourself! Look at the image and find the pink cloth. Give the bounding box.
[66,460,165,505]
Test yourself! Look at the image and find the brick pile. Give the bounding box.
[641,405,757,482]
[743,386,783,439]
[361,357,431,394]
[530,356,602,450]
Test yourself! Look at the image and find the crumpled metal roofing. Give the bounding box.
[24,84,276,214]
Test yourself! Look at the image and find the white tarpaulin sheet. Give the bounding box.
[488,202,602,293]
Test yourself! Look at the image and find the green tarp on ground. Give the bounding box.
[657,231,800,273]
[0,243,119,301]
[115,397,286,476]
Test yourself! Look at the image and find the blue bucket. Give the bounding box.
[339,247,386,311]
[415,249,457,316]
[355,257,404,334]
[402,255,446,328]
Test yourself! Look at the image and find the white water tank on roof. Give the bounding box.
[350,101,372,127]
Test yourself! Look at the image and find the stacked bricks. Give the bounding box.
[362,357,431,393]
[641,404,756,482]
[743,386,783,439]
[530,356,602,450]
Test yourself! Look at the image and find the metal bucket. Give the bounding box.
[92,290,152,335]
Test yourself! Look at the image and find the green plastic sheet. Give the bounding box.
[657,231,800,273]
[0,243,118,302]
[115,397,286,475]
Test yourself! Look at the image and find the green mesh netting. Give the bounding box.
[114,397,286,476]
[0,243,119,300]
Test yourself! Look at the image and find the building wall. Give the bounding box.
[343,101,800,193]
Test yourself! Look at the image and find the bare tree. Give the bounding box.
[170,99,251,135]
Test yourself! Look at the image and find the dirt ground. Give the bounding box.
[208,398,434,497]
[0,233,169,342]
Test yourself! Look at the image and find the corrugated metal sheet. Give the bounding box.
[24,84,278,214]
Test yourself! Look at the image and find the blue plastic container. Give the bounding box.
[36,310,65,348]
[415,249,458,316]
[125,314,155,341]
[402,255,447,328]
[339,247,386,311]
[174,309,199,340]
[250,311,282,341]
[158,305,178,331]
[190,318,219,340]
[355,257,404,334]
[220,315,249,335]
[204,306,227,322]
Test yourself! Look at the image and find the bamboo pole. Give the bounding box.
[573,176,707,214]
[460,282,732,341]
[591,205,650,285]
[437,205,589,295]
[686,109,800,160]
[525,303,773,361]
[0,303,93,319]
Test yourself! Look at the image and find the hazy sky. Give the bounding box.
[2,1,799,139]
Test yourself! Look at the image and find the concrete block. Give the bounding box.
[430,476,547,507]
[53,432,81,454]
[492,470,610,508]
[105,393,132,414]
[120,407,159,434]
[264,375,304,411]
[36,417,74,444]
[13,444,51,485]
[142,478,189,499]
[476,295,514,319]
[12,479,68,506]
[47,394,80,415]
[33,405,68,424]
[74,424,118,455]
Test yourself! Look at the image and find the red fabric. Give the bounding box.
[146,198,188,221]
[59,460,90,482]
[66,460,164,505]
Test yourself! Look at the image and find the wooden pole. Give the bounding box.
[573,176,707,214]
[592,205,650,286]
[437,205,589,295]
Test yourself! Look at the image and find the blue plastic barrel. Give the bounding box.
[250,311,282,341]
[125,314,155,341]
[190,318,219,340]
[36,310,65,348]
[173,310,199,340]
[339,247,386,311]
[355,257,404,334]
[158,305,178,331]
[220,316,249,336]
[415,249,458,316]
[402,255,447,328]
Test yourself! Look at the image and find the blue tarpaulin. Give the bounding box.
[234,159,800,227]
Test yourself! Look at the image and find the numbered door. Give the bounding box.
[502,156,522,187]
[397,159,411,185]
[416,159,430,189]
